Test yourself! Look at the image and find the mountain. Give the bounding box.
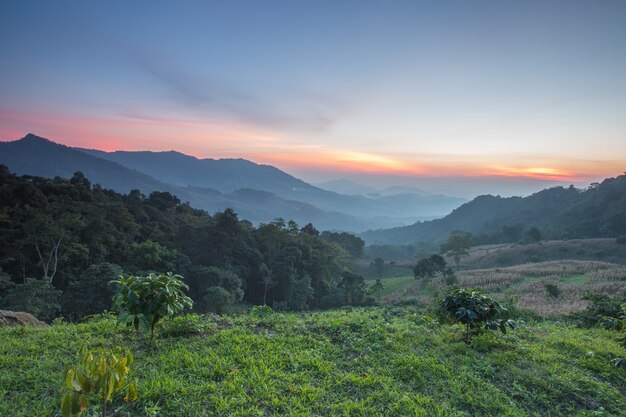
[315,179,380,195]
[361,174,626,245]
[0,134,467,230]
[0,134,375,230]
[79,148,317,195]
[0,134,177,194]
[78,149,465,220]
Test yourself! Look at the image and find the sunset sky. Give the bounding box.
[1,1,625,197]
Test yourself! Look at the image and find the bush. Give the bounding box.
[202,286,234,314]
[544,283,560,299]
[616,235,626,245]
[573,292,626,328]
[110,272,193,342]
[440,288,515,341]
[60,348,137,417]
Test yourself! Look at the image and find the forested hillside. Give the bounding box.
[0,166,369,321]
[362,173,626,245]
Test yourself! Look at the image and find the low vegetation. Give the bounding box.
[1,307,625,417]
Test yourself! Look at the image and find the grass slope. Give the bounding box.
[1,308,625,417]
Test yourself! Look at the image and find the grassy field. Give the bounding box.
[366,275,415,297]
[1,308,625,417]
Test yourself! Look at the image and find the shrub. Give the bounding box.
[110,272,193,342]
[60,348,137,417]
[440,288,516,341]
[544,283,560,299]
[616,235,626,245]
[573,292,626,328]
[202,286,235,314]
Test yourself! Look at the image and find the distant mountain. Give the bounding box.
[78,147,465,221]
[0,134,371,230]
[315,179,380,195]
[79,148,317,195]
[0,134,467,230]
[361,174,626,245]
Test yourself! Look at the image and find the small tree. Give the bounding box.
[544,283,560,299]
[372,257,385,278]
[413,254,446,279]
[440,288,515,342]
[110,272,193,342]
[370,279,384,300]
[202,286,235,314]
[61,348,137,417]
[441,231,472,269]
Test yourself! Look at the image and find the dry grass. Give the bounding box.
[459,238,626,269]
[385,259,626,316]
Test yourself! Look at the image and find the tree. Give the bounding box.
[441,231,472,269]
[372,257,385,278]
[259,263,274,306]
[63,263,122,317]
[202,286,234,314]
[440,288,515,342]
[413,254,446,279]
[128,241,178,274]
[338,271,366,305]
[524,227,542,243]
[3,277,61,321]
[370,279,384,299]
[110,273,193,342]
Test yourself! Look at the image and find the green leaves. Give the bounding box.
[440,288,516,341]
[60,348,137,417]
[110,272,193,341]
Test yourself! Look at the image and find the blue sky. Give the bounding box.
[1,1,625,196]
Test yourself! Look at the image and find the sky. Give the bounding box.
[1,0,625,197]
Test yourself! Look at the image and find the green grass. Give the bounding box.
[561,274,587,285]
[367,275,415,297]
[1,308,625,417]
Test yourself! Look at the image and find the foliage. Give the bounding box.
[337,271,367,306]
[369,279,384,299]
[413,254,446,278]
[371,257,385,277]
[60,348,137,417]
[63,263,122,317]
[1,277,62,321]
[110,273,193,341]
[544,283,560,299]
[523,227,542,243]
[617,235,626,245]
[320,231,364,259]
[441,231,472,268]
[440,288,516,341]
[0,168,355,319]
[202,286,235,314]
[573,292,626,328]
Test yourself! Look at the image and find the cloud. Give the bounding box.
[132,52,346,134]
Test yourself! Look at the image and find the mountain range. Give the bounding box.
[0,134,465,232]
[361,174,626,245]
